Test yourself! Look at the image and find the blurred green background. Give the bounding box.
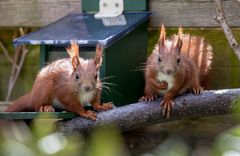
[0,28,240,156]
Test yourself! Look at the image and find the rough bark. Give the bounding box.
[57,89,240,135]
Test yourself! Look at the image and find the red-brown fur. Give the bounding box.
[139,25,202,118]
[5,41,112,120]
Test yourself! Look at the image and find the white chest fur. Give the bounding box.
[156,71,174,95]
[79,91,95,105]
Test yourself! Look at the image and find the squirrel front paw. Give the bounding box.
[139,95,158,102]
[160,99,174,119]
[93,102,113,112]
[80,110,97,120]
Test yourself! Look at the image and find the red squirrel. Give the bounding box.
[5,41,113,120]
[139,25,202,118]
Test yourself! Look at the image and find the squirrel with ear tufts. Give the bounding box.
[5,41,113,120]
[139,25,202,118]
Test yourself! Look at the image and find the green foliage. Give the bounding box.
[211,98,240,156]
[151,137,189,156]
[212,126,240,156]
[86,125,129,156]
[0,116,129,156]
[0,115,82,156]
[1,114,240,156]
[231,97,240,119]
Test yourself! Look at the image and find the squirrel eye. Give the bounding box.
[75,73,79,80]
[177,58,180,63]
[95,73,98,80]
[158,56,161,62]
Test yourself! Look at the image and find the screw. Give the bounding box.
[103,3,107,7]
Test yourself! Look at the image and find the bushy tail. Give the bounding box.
[5,93,34,112]
[180,34,213,76]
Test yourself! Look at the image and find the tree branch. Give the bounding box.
[213,0,240,60]
[57,89,240,135]
[0,41,18,68]
[5,28,29,101]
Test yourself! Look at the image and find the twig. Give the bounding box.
[11,46,29,95]
[5,46,21,101]
[5,28,29,101]
[10,27,29,90]
[213,0,240,60]
[6,46,28,100]
[0,41,18,68]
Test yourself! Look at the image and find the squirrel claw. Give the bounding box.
[160,100,174,119]
[192,86,203,95]
[94,102,113,112]
[39,105,55,112]
[139,95,157,102]
[139,96,147,102]
[81,110,97,120]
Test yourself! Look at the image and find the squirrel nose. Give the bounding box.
[84,86,92,92]
[166,69,172,75]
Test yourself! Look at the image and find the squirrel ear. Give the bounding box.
[175,37,183,54]
[175,26,183,51]
[67,40,81,70]
[72,56,80,70]
[95,44,103,70]
[158,24,166,48]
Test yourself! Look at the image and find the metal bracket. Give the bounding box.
[94,0,124,18]
[101,15,126,26]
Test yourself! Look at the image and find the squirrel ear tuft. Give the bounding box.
[66,40,79,59]
[158,24,166,48]
[178,26,183,39]
[95,43,103,70]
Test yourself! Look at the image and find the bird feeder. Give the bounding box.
[12,0,150,109]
